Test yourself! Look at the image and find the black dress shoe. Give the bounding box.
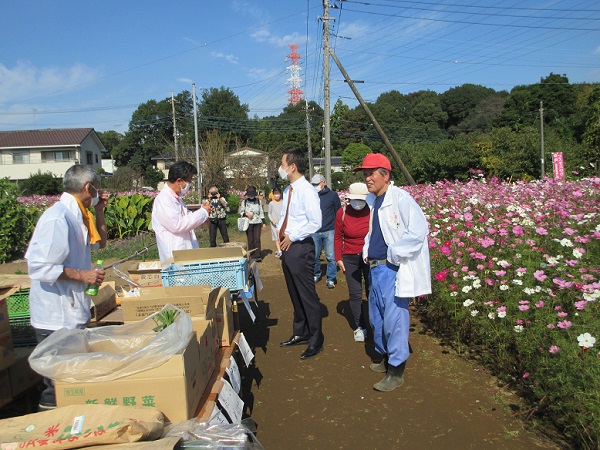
[300,345,323,360]
[279,335,310,347]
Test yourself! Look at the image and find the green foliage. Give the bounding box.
[226,193,241,212]
[152,308,180,332]
[102,194,154,239]
[0,179,40,262]
[341,143,372,168]
[92,232,158,262]
[97,130,124,158]
[20,170,62,195]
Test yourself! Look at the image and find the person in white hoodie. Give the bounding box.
[354,153,431,392]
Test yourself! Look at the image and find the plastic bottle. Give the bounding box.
[85,259,104,296]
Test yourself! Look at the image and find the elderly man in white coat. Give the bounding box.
[26,164,109,410]
[354,153,431,392]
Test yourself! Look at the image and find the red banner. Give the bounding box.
[552,152,565,180]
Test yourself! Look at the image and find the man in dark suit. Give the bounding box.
[277,148,324,359]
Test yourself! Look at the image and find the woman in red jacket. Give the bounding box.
[334,182,371,342]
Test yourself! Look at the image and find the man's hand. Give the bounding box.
[280,234,292,251]
[246,212,254,218]
[201,200,212,214]
[95,190,110,210]
[80,269,105,286]
[337,260,346,273]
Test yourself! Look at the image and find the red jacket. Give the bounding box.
[334,205,370,261]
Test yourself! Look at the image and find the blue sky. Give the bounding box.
[1,0,599,134]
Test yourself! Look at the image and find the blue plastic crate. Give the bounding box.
[161,257,248,291]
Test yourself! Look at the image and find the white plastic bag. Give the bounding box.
[28,304,193,383]
[237,217,250,232]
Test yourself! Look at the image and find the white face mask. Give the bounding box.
[274,195,281,201]
[180,181,192,196]
[350,199,367,210]
[89,185,99,207]
[278,165,290,181]
[313,185,322,192]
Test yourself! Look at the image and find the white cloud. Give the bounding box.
[230,0,270,23]
[177,77,193,84]
[250,28,307,48]
[0,61,98,105]
[210,51,239,65]
[337,21,371,40]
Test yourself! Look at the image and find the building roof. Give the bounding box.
[0,128,95,148]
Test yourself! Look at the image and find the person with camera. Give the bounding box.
[207,186,230,247]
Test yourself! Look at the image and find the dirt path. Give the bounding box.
[238,237,562,449]
[0,233,563,449]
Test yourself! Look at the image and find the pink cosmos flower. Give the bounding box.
[512,225,524,237]
[533,270,547,282]
[519,305,530,311]
[557,320,572,329]
[495,270,506,277]
[515,319,524,325]
[574,300,587,310]
[535,301,545,308]
[497,306,507,313]
[522,372,530,379]
[477,264,484,271]
[557,311,568,318]
[536,227,548,235]
[549,346,560,354]
[480,236,495,248]
[440,246,451,256]
[435,269,449,282]
[554,306,562,311]
[547,324,556,329]
[563,227,577,236]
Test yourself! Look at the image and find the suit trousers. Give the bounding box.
[281,238,324,347]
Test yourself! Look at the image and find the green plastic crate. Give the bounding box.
[6,288,30,319]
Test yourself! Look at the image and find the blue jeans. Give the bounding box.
[312,230,336,282]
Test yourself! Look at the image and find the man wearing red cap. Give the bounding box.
[354,153,431,391]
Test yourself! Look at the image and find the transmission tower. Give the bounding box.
[286,44,303,105]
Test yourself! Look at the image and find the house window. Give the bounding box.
[95,154,99,163]
[86,152,93,165]
[42,151,72,162]
[13,151,29,164]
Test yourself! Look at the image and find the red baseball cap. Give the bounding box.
[353,153,392,172]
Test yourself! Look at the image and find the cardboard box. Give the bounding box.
[215,288,234,347]
[192,317,218,397]
[90,281,118,322]
[120,285,217,322]
[0,369,12,408]
[8,346,42,397]
[0,330,15,372]
[56,334,204,424]
[127,260,163,287]
[168,246,246,265]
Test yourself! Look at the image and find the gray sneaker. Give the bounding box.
[326,280,335,289]
[353,327,366,342]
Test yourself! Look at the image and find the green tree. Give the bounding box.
[342,143,372,168]
[199,87,249,119]
[97,130,124,159]
[440,84,498,129]
[582,86,600,175]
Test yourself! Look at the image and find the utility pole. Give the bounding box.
[170,91,179,161]
[330,50,416,186]
[192,83,202,199]
[540,101,545,179]
[305,99,314,180]
[322,0,332,187]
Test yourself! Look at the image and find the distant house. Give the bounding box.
[313,156,344,173]
[224,147,271,188]
[0,128,106,181]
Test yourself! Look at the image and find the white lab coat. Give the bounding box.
[363,185,432,298]
[25,193,96,330]
[151,184,209,263]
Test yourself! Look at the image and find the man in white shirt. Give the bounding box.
[26,164,110,410]
[277,149,324,359]
[152,161,212,263]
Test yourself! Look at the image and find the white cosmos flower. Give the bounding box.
[463,299,474,307]
[499,285,509,291]
[497,311,507,318]
[573,248,583,259]
[462,286,472,293]
[514,325,524,333]
[512,279,523,285]
[471,310,479,316]
[488,312,496,319]
[577,333,596,349]
[559,238,573,247]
